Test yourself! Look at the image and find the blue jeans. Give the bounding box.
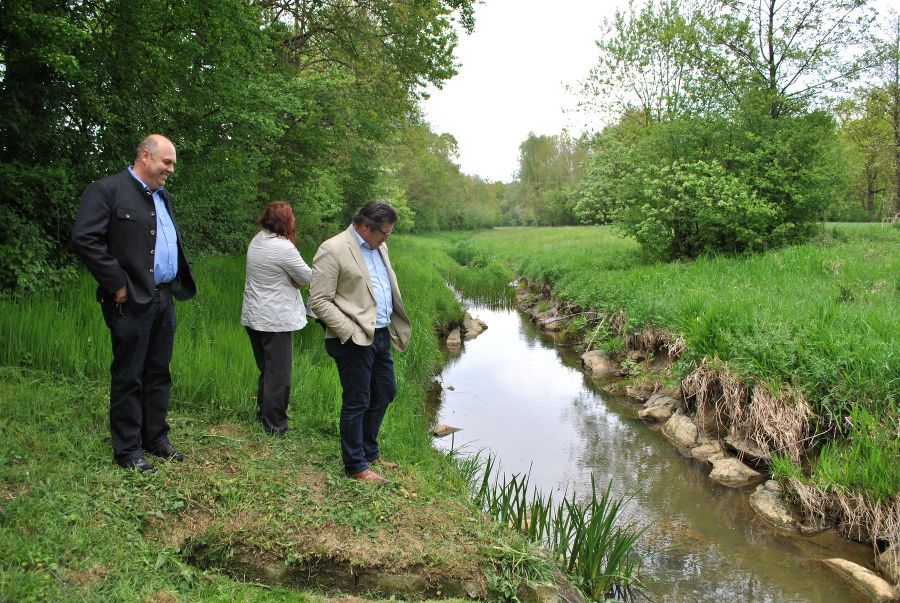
[325,328,397,474]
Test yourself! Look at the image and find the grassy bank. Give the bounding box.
[451,225,899,524]
[0,236,544,602]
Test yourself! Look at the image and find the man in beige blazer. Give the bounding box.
[309,201,412,483]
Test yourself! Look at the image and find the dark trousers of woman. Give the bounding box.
[245,328,293,435]
[324,327,397,474]
[102,287,176,464]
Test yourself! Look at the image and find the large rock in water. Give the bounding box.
[446,328,462,351]
[690,440,726,463]
[461,312,488,340]
[749,480,798,530]
[708,457,762,487]
[581,350,619,378]
[662,412,699,449]
[823,558,900,602]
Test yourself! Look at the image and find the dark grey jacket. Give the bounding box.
[71,169,196,306]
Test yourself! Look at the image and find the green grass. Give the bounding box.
[457,225,900,501]
[2,233,652,602]
[0,235,496,602]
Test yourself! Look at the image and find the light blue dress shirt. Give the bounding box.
[128,167,178,285]
[351,226,393,328]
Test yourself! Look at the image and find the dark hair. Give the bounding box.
[258,201,296,243]
[351,200,397,229]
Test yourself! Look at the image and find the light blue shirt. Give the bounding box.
[128,167,178,285]
[351,226,393,328]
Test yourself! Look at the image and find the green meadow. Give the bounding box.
[3,224,896,601]
[0,236,524,602]
[451,224,900,505]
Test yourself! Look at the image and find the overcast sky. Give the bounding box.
[421,0,900,184]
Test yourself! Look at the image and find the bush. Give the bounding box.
[0,206,76,294]
[618,160,783,260]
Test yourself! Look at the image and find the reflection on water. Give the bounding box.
[430,303,872,603]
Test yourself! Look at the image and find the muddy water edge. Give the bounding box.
[428,300,873,603]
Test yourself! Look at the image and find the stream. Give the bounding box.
[429,301,873,603]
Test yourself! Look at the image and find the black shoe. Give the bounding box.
[119,457,157,473]
[145,443,185,462]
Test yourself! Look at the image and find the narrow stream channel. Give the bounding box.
[429,301,873,603]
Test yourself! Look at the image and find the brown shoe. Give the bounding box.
[351,469,387,483]
[372,457,398,469]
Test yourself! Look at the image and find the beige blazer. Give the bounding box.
[309,226,412,351]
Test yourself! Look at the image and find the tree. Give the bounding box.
[872,13,900,216]
[515,131,588,226]
[697,0,876,117]
[836,95,893,219]
[578,0,712,123]
[0,0,477,291]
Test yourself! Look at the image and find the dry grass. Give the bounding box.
[682,360,812,462]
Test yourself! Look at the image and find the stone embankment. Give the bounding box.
[511,277,900,602]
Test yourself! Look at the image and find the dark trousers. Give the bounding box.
[246,328,293,435]
[325,327,397,474]
[101,287,176,463]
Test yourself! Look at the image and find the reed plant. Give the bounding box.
[473,456,644,601]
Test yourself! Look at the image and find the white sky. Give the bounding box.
[421,0,900,184]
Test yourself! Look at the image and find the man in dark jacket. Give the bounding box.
[71,134,196,472]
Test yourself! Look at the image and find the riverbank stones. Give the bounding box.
[690,440,726,463]
[749,480,799,530]
[662,412,699,449]
[823,558,900,602]
[462,312,488,340]
[638,393,679,422]
[446,328,462,351]
[581,350,619,378]
[709,457,762,487]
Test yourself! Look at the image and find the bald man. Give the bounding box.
[72,134,196,472]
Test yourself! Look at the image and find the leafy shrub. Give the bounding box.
[0,206,76,294]
[617,160,782,260]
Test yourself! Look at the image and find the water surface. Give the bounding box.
[430,303,872,603]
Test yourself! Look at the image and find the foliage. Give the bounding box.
[813,403,900,502]
[0,0,477,291]
[617,159,780,259]
[506,131,588,226]
[835,92,895,221]
[386,119,503,231]
[576,100,845,258]
[571,0,877,258]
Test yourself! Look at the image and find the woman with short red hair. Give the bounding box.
[240,201,312,435]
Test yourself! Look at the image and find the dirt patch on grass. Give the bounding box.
[61,564,108,589]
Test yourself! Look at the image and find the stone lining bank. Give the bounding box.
[511,277,900,602]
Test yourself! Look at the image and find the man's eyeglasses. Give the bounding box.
[374,226,393,238]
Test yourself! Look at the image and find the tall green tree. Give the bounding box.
[696,0,876,117]
[514,131,587,226]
